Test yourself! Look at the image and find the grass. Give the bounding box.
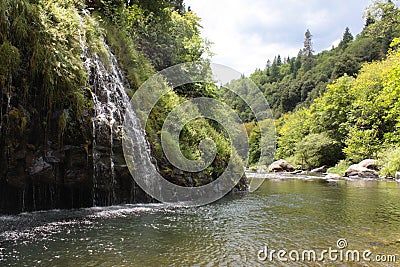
[327,160,350,175]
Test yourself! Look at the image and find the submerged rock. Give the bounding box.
[325,173,342,179]
[268,159,295,173]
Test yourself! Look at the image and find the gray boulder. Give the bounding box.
[345,163,379,178]
[396,172,400,180]
[268,159,295,173]
[311,165,328,174]
[358,159,378,170]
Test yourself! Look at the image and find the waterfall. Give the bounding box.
[77,10,155,206]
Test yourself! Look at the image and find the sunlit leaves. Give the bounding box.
[277,35,400,166]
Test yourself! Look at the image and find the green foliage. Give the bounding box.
[125,2,215,98]
[342,38,400,161]
[101,17,154,90]
[236,1,400,119]
[145,88,241,182]
[87,0,127,24]
[248,120,276,167]
[276,35,400,167]
[378,146,400,177]
[0,0,92,136]
[327,160,350,175]
[338,27,354,50]
[275,109,311,159]
[343,127,380,162]
[295,132,341,169]
[248,124,260,165]
[0,40,21,88]
[127,3,211,71]
[0,0,246,191]
[364,0,400,53]
[331,54,359,79]
[218,78,260,123]
[302,29,314,71]
[308,75,355,143]
[240,1,400,169]
[31,0,87,110]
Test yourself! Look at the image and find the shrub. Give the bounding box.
[327,160,351,175]
[378,146,400,177]
[295,132,341,169]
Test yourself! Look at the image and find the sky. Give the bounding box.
[185,0,371,75]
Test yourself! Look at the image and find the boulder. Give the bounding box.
[311,165,328,174]
[358,159,378,170]
[396,172,400,180]
[268,159,295,173]
[345,164,379,178]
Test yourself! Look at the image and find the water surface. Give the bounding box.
[1,178,400,266]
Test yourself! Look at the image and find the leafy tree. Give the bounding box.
[127,3,210,70]
[295,132,341,169]
[378,146,400,177]
[248,119,276,166]
[248,123,261,165]
[344,127,381,162]
[275,109,311,159]
[308,75,355,143]
[331,53,360,79]
[364,0,400,55]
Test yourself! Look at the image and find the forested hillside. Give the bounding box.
[241,0,400,174]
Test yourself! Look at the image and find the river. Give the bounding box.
[1,177,399,266]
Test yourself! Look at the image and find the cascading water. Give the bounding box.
[77,10,155,206]
[0,8,160,214]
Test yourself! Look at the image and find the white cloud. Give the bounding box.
[185,0,369,75]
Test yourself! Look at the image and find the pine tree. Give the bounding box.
[266,59,271,76]
[302,29,314,71]
[338,27,354,50]
[270,56,280,82]
[276,55,282,66]
[303,29,314,57]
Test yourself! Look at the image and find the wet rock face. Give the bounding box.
[0,117,149,214]
[0,142,95,213]
[0,41,150,214]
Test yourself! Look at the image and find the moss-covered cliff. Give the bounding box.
[0,0,246,214]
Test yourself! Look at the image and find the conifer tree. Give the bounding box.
[302,29,314,71]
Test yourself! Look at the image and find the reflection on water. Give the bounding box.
[0,178,399,266]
